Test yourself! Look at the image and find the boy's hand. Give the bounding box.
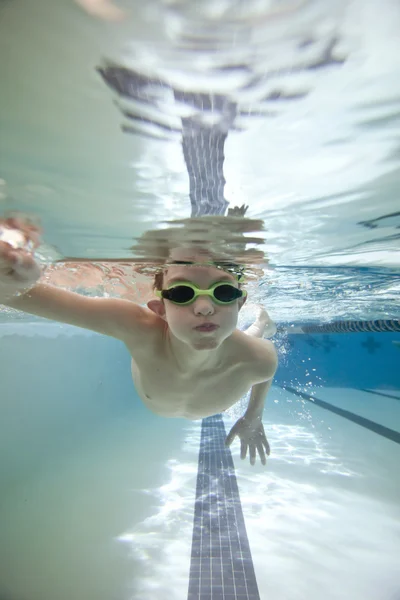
[0,242,42,299]
[225,415,270,466]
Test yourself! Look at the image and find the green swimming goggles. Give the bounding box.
[155,281,247,306]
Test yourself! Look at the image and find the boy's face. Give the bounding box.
[150,264,245,350]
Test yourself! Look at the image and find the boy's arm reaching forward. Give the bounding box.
[226,340,277,466]
[0,240,155,342]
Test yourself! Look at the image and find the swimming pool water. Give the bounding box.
[0,322,398,600]
[1,1,399,598]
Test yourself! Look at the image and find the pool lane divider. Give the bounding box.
[295,319,400,334]
[188,415,260,600]
[359,388,400,401]
[282,386,400,445]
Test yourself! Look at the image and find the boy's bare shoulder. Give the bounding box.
[120,303,165,350]
[235,332,278,381]
[245,335,277,365]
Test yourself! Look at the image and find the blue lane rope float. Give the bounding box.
[299,320,400,334]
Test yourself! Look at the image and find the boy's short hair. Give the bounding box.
[153,262,243,292]
[153,271,164,291]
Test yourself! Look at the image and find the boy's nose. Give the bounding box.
[193,297,215,316]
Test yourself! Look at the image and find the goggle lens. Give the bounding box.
[162,283,243,305]
[213,284,241,302]
[167,285,196,303]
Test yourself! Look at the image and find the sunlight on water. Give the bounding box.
[241,475,400,600]
[116,424,201,600]
[224,397,400,600]
[108,397,400,600]
[0,0,399,267]
[0,0,399,326]
[0,5,399,600]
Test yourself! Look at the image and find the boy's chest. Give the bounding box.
[130,354,254,420]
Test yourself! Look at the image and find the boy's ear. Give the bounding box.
[147,299,166,318]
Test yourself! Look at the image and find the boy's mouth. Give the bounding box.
[194,323,219,332]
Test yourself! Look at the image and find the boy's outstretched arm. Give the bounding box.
[226,341,277,466]
[0,241,154,341]
[225,379,273,466]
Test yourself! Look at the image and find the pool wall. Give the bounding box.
[274,330,400,389]
[0,322,135,492]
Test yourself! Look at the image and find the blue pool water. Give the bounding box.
[1,0,400,598]
[0,321,398,600]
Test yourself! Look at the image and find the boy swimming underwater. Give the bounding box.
[0,226,277,465]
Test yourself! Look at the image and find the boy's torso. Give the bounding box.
[125,328,265,420]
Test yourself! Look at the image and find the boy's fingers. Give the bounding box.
[263,437,271,456]
[0,240,15,259]
[249,445,256,465]
[8,250,35,273]
[0,247,40,283]
[0,243,23,261]
[1,217,41,248]
[257,442,267,465]
[225,429,236,446]
[14,251,36,271]
[0,248,19,272]
[240,440,247,460]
